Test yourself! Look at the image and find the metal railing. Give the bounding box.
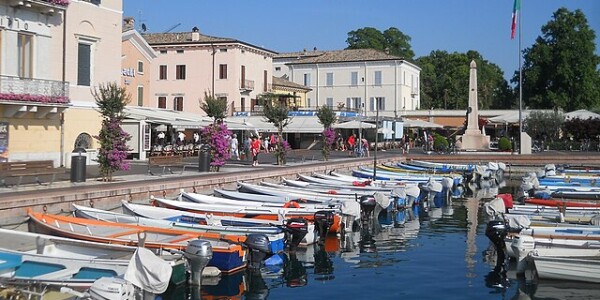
[240,79,255,91]
[0,75,69,104]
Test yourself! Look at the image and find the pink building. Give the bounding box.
[143,27,276,116]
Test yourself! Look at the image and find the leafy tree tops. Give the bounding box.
[346,27,415,59]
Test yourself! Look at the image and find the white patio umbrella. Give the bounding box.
[565,109,600,120]
[332,120,376,129]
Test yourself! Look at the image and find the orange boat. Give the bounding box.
[27,210,248,273]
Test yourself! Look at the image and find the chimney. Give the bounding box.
[313,47,317,52]
[123,17,134,31]
[191,26,200,41]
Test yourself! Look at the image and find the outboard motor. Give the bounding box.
[185,239,213,286]
[89,277,136,300]
[359,195,377,228]
[314,210,335,242]
[285,218,308,251]
[244,234,272,269]
[484,220,509,272]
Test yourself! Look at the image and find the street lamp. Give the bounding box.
[373,98,379,181]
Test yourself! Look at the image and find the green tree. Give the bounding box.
[417,50,513,110]
[200,91,228,124]
[524,110,564,142]
[515,8,600,110]
[263,100,290,165]
[316,105,337,160]
[93,82,131,182]
[346,27,415,59]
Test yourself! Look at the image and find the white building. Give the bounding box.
[273,48,421,118]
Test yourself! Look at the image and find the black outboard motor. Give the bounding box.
[285,218,308,251]
[359,195,377,228]
[314,210,335,242]
[185,239,213,286]
[244,234,272,270]
[485,220,509,272]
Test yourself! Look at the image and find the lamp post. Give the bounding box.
[373,99,379,181]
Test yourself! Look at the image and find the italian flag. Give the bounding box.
[511,0,520,39]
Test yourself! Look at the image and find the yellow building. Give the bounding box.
[270,76,311,110]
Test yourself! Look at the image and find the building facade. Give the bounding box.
[274,48,421,118]
[121,18,156,108]
[0,0,123,166]
[143,27,276,116]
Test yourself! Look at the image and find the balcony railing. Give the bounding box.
[0,75,70,105]
[240,79,254,91]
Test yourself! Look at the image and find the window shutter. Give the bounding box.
[370,97,375,111]
[77,43,91,86]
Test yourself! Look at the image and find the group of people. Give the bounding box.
[238,134,283,166]
[334,133,370,157]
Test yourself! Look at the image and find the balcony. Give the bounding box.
[0,75,70,118]
[239,79,254,92]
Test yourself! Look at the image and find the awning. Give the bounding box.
[402,119,443,128]
[565,109,600,120]
[488,111,531,124]
[332,120,376,129]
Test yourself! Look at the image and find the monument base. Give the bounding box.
[458,133,490,150]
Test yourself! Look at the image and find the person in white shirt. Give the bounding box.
[230,134,239,160]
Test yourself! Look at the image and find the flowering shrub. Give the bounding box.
[321,128,336,161]
[45,0,70,6]
[95,118,131,176]
[201,122,231,170]
[274,137,291,165]
[0,93,69,104]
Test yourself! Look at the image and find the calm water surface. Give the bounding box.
[165,182,600,300]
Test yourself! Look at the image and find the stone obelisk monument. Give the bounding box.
[458,60,490,150]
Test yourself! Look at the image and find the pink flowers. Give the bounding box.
[201,122,232,168]
[321,128,336,160]
[45,0,70,6]
[0,93,69,104]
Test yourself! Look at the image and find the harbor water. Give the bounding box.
[163,181,600,300]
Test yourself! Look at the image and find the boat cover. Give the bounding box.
[124,247,172,294]
[373,192,391,209]
[484,197,505,218]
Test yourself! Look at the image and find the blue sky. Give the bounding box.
[123,0,600,82]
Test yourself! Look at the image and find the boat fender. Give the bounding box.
[284,201,300,208]
[327,190,338,195]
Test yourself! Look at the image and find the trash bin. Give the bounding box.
[198,144,211,172]
[70,148,87,182]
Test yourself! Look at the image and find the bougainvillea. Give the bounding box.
[200,122,231,170]
[274,136,291,165]
[321,128,336,161]
[46,0,70,6]
[0,93,69,104]
[92,82,131,181]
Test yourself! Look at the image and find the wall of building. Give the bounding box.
[121,33,153,107]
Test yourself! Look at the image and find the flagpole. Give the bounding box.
[518,1,523,154]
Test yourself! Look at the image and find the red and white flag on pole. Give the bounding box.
[511,0,520,39]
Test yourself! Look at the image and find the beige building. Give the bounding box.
[0,0,123,166]
[143,27,277,116]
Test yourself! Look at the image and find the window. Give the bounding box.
[74,133,93,149]
[77,42,92,86]
[275,67,281,71]
[137,61,144,74]
[241,98,245,112]
[158,96,166,109]
[307,98,311,108]
[326,73,334,86]
[219,64,227,79]
[137,86,144,106]
[18,33,33,78]
[173,97,183,111]
[241,65,246,87]
[351,72,358,86]
[347,97,362,110]
[370,97,385,111]
[374,71,382,86]
[176,65,186,80]
[219,48,227,53]
[159,65,167,80]
[176,49,184,54]
[160,50,167,54]
[303,73,311,86]
[326,97,334,108]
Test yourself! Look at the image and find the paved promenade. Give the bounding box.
[1,148,599,226]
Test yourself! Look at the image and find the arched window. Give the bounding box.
[74,133,93,149]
